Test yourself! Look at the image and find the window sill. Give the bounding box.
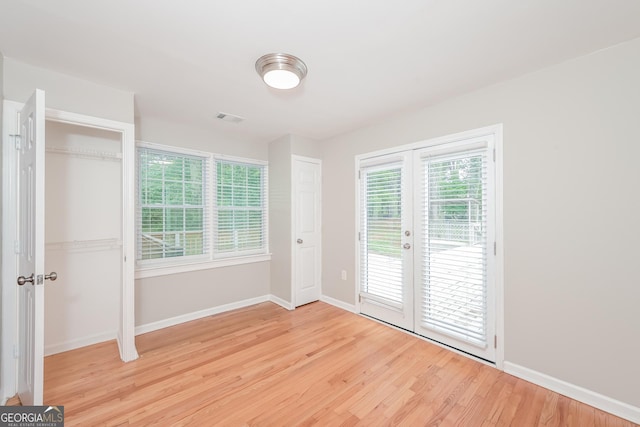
[135,253,271,279]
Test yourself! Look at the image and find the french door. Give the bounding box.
[359,152,414,330]
[359,135,496,362]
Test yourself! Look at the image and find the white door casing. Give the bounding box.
[45,109,138,363]
[17,89,46,406]
[292,156,322,307]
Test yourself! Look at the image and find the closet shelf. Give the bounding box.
[46,146,122,162]
[46,238,122,252]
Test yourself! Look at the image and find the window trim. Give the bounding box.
[135,141,271,278]
[135,253,271,279]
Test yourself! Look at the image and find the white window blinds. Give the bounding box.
[360,162,405,309]
[214,159,268,256]
[420,149,488,346]
[137,147,210,261]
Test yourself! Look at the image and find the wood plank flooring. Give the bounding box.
[33,302,637,426]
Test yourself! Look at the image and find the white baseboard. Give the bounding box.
[269,295,294,310]
[135,295,270,336]
[320,294,357,313]
[133,294,350,338]
[44,331,116,356]
[504,362,640,424]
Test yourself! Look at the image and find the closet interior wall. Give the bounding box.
[44,121,122,355]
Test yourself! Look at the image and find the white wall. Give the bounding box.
[3,58,133,123]
[291,135,322,159]
[321,38,640,410]
[136,116,268,160]
[135,117,271,326]
[135,263,269,326]
[268,135,293,304]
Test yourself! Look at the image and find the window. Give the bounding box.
[137,146,209,261]
[215,159,268,256]
[136,142,269,274]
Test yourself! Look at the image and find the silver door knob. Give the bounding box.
[45,272,58,281]
[403,243,411,249]
[17,274,34,286]
[297,239,303,244]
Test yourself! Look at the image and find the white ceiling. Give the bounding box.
[1,0,639,144]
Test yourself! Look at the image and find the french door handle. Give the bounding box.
[17,274,34,286]
[297,239,303,244]
[403,243,411,249]
[45,272,58,281]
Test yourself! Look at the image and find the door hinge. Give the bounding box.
[13,344,19,359]
[358,232,361,241]
[494,241,497,255]
[14,240,21,254]
[11,134,22,150]
[492,148,496,162]
[359,294,362,303]
[494,335,497,349]
[358,170,361,179]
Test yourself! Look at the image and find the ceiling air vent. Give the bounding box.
[216,112,245,124]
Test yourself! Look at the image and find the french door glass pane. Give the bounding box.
[421,150,488,346]
[360,165,404,307]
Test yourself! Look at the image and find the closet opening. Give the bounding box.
[44,121,123,356]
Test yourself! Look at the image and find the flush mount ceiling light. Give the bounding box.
[255,53,308,90]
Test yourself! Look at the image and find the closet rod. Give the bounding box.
[46,238,122,252]
[46,146,122,162]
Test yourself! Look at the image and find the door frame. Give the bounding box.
[290,155,322,308]
[354,124,504,369]
[1,100,138,402]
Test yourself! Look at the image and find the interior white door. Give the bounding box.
[293,157,322,307]
[16,89,46,405]
[359,153,414,330]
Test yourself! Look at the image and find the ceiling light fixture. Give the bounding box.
[255,53,308,90]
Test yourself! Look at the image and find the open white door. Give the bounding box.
[16,89,47,405]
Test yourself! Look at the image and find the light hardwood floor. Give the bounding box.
[15,302,638,425]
